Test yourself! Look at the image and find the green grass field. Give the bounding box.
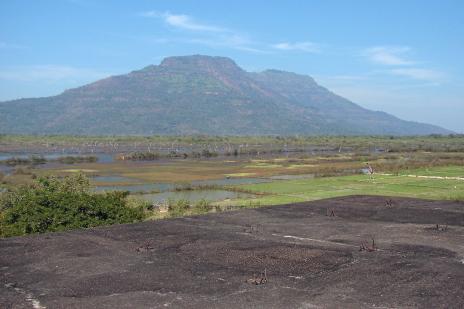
[397,165,464,177]
[217,166,464,207]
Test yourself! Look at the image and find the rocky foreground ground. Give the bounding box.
[1,195,464,308]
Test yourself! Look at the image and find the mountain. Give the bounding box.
[0,55,451,135]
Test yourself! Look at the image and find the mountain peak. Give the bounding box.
[0,55,452,135]
[160,55,240,71]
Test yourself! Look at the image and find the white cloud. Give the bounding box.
[140,11,325,55]
[140,11,226,32]
[389,68,445,82]
[361,46,446,82]
[0,65,109,82]
[272,41,321,53]
[364,46,414,66]
[164,13,225,32]
[141,11,328,55]
[140,11,267,53]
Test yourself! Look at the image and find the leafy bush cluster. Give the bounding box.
[56,155,98,164]
[167,198,216,218]
[120,149,218,161]
[121,152,161,161]
[192,199,214,214]
[2,155,47,166]
[0,155,98,166]
[167,199,190,217]
[0,174,144,237]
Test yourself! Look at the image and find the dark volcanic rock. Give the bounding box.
[1,196,464,308]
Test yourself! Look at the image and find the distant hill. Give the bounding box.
[0,55,452,135]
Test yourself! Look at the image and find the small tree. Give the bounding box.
[0,174,144,237]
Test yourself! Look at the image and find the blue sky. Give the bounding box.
[1,0,463,132]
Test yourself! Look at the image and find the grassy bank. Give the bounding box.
[217,165,464,207]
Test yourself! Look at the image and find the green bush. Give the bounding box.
[122,152,160,161]
[201,149,218,158]
[174,182,193,191]
[192,199,213,214]
[30,155,47,165]
[56,155,98,164]
[0,174,144,237]
[2,155,47,166]
[125,195,152,210]
[167,199,190,217]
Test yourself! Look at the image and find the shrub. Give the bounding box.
[201,149,218,158]
[4,157,31,166]
[167,199,190,217]
[0,174,144,237]
[192,199,213,214]
[120,152,160,161]
[174,182,193,191]
[125,195,152,210]
[2,156,47,166]
[57,155,98,164]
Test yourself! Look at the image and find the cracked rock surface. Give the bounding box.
[1,195,464,308]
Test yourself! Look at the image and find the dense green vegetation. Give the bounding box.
[0,174,144,237]
[120,152,161,161]
[56,156,98,164]
[1,155,47,166]
[119,149,219,161]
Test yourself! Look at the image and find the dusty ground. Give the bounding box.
[1,195,464,309]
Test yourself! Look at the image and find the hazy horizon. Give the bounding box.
[1,0,463,132]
